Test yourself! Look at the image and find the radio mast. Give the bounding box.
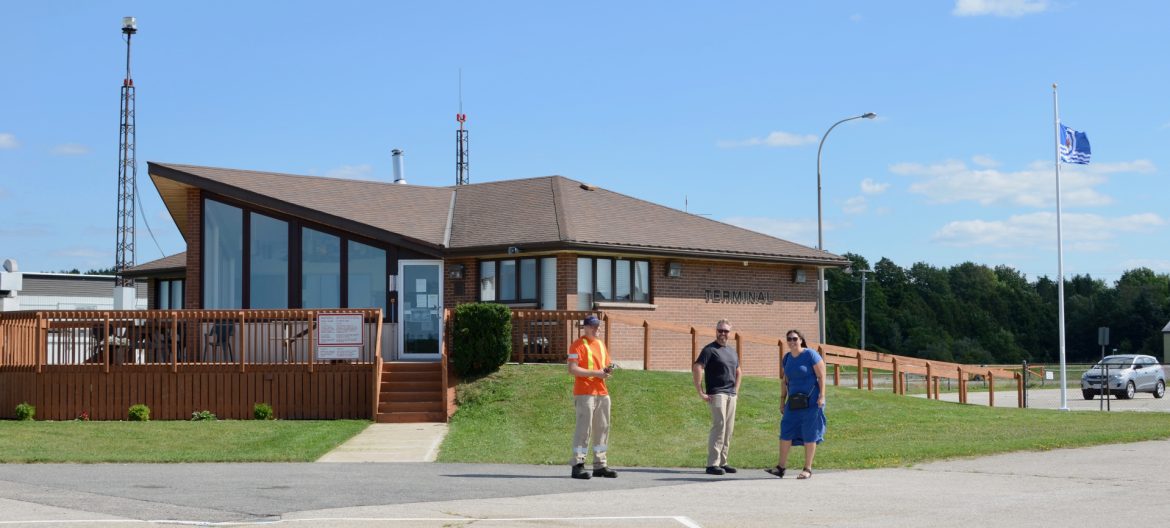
[114,16,138,308]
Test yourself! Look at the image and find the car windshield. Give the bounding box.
[1094,357,1135,368]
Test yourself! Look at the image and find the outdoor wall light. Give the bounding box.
[122,17,137,34]
[448,264,465,279]
[667,262,682,278]
[794,269,807,283]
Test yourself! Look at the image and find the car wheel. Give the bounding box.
[1154,380,1165,399]
[1121,381,1136,400]
[1082,389,1096,400]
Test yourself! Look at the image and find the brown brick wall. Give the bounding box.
[184,188,201,309]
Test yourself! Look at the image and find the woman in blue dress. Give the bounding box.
[766,329,826,479]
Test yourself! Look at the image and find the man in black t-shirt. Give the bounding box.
[691,319,741,475]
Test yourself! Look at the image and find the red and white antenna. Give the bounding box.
[456,69,469,185]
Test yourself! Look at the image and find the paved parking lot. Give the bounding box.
[929,387,1170,411]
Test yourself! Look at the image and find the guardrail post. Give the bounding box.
[691,327,699,364]
[35,313,45,374]
[891,357,899,394]
[833,363,840,386]
[778,340,785,380]
[925,362,933,399]
[642,320,651,371]
[103,314,111,374]
[602,313,611,353]
[1016,372,1023,408]
[239,311,246,373]
[171,316,179,373]
[958,367,966,404]
[516,311,526,364]
[736,334,743,365]
[856,351,864,390]
[988,370,995,407]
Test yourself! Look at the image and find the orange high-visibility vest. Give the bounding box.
[570,336,610,396]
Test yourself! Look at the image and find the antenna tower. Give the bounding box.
[115,17,138,289]
[456,70,469,185]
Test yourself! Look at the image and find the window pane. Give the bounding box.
[499,260,517,301]
[633,261,650,302]
[520,259,537,300]
[171,280,184,309]
[479,261,496,301]
[158,280,170,309]
[301,228,340,308]
[615,260,631,302]
[596,258,612,301]
[348,241,387,315]
[540,257,556,310]
[250,214,289,309]
[203,199,242,309]
[576,258,592,310]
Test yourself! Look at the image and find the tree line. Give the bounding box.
[824,254,1170,365]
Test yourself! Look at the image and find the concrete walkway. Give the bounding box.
[316,422,449,463]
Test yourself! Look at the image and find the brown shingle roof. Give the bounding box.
[148,163,845,266]
[123,252,187,276]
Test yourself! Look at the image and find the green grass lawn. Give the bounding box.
[0,420,368,463]
[439,364,1170,470]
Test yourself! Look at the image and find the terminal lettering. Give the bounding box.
[703,289,774,304]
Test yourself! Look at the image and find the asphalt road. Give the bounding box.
[5,436,1170,527]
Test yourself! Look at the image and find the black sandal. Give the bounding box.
[797,467,813,479]
[765,465,786,478]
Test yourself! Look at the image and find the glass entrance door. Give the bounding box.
[397,260,443,360]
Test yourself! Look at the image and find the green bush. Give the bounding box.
[190,410,217,421]
[128,404,150,422]
[15,402,35,421]
[253,403,275,420]
[452,303,512,379]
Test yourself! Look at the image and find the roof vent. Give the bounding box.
[392,148,407,185]
[580,183,597,191]
[2,259,17,272]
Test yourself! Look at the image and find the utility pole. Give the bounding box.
[113,16,138,309]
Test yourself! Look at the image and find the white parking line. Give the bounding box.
[0,516,704,527]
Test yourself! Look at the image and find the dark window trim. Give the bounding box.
[583,256,652,305]
[477,256,549,305]
[155,278,185,310]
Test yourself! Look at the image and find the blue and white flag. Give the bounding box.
[1059,123,1091,164]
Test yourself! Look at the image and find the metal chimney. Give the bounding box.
[392,148,407,185]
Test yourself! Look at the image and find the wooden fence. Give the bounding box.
[0,309,386,420]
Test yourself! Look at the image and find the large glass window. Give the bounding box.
[577,257,651,307]
[348,240,387,315]
[520,259,537,300]
[203,199,243,308]
[577,257,592,310]
[540,257,557,310]
[250,213,289,309]
[498,259,517,301]
[302,228,340,308]
[479,261,496,301]
[157,279,185,309]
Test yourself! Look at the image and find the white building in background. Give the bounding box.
[0,259,147,312]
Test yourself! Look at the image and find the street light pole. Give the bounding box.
[858,268,872,350]
[816,112,876,345]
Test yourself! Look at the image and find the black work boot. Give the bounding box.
[571,463,592,479]
[592,467,618,478]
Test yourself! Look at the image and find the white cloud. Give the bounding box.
[932,212,1166,248]
[325,164,375,180]
[722,216,818,246]
[895,158,1155,208]
[51,143,90,156]
[49,247,107,259]
[0,133,18,149]
[717,131,818,149]
[1121,259,1170,273]
[859,178,889,195]
[952,0,1048,17]
[971,155,999,168]
[843,196,867,214]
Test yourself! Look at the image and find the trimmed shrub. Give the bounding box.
[253,403,275,420]
[190,410,217,421]
[452,303,512,379]
[128,404,150,422]
[15,402,35,421]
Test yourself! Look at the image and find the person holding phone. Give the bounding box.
[567,315,617,479]
[767,329,826,480]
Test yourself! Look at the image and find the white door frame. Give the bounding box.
[396,259,443,361]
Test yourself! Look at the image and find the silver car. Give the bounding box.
[1081,354,1167,400]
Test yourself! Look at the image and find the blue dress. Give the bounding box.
[780,348,826,446]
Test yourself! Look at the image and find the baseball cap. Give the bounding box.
[582,315,601,327]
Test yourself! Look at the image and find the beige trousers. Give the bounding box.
[571,394,611,469]
[706,393,737,467]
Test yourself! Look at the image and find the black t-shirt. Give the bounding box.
[695,341,738,395]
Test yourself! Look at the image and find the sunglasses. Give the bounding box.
[716,329,731,334]
[786,337,800,342]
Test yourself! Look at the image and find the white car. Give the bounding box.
[1081,354,1166,400]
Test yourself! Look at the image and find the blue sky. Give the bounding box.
[1,1,1167,284]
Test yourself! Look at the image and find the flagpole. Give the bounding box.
[1053,82,1069,411]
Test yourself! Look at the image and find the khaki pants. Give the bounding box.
[571,395,611,469]
[707,393,737,467]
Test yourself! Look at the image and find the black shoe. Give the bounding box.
[571,463,591,479]
[705,466,725,475]
[721,465,737,474]
[592,467,618,478]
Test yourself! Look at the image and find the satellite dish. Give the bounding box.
[2,259,17,272]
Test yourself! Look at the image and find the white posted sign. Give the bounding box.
[317,313,364,360]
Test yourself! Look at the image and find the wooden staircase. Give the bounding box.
[376,362,446,423]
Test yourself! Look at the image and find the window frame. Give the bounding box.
[579,256,652,307]
[477,256,554,305]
